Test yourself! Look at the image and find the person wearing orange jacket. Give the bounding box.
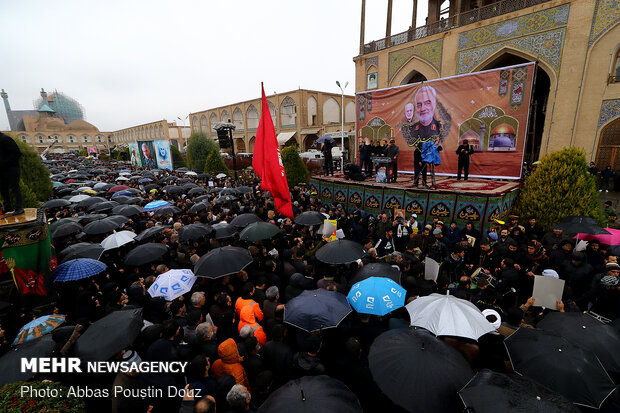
[235,282,266,345]
[211,338,250,390]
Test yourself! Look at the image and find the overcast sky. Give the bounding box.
[1,0,428,132]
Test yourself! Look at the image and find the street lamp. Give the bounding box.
[177,115,189,150]
[336,80,349,172]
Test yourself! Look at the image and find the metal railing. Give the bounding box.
[362,0,551,55]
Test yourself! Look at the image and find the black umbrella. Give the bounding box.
[59,242,104,262]
[504,327,616,409]
[194,246,253,279]
[110,195,131,204]
[51,221,83,238]
[236,186,253,194]
[197,173,210,180]
[0,335,56,386]
[49,217,80,233]
[77,213,108,224]
[42,199,71,209]
[112,204,144,217]
[77,196,107,208]
[107,215,130,226]
[561,215,598,225]
[369,328,474,413]
[89,200,119,212]
[125,243,169,266]
[349,262,401,286]
[230,213,262,228]
[188,187,206,195]
[144,184,160,191]
[209,187,223,193]
[189,202,210,213]
[316,240,365,264]
[212,222,236,239]
[182,183,198,190]
[83,218,122,235]
[163,185,184,194]
[458,370,579,413]
[216,195,238,204]
[553,222,610,235]
[74,308,143,361]
[134,225,171,242]
[239,221,281,242]
[220,187,239,195]
[257,375,362,413]
[120,196,144,205]
[152,206,182,216]
[125,188,141,195]
[55,187,73,195]
[194,195,211,202]
[284,289,352,332]
[537,312,620,374]
[178,223,212,243]
[294,211,325,226]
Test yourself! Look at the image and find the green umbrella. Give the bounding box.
[239,221,281,242]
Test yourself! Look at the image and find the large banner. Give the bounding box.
[154,140,173,170]
[137,140,157,169]
[356,63,535,179]
[128,142,141,167]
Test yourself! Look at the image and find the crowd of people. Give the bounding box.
[1,154,619,413]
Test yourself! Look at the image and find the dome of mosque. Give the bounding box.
[490,123,515,136]
[35,91,85,125]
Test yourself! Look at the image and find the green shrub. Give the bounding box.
[186,132,218,170]
[170,144,188,169]
[76,148,87,156]
[512,147,605,230]
[281,146,310,187]
[0,381,86,412]
[13,139,53,202]
[204,148,230,175]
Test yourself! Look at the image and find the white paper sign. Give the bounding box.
[208,181,214,187]
[335,229,345,239]
[424,257,440,282]
[532,275,565,310]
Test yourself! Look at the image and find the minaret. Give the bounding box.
[40,88,47,100]
[1,89,10,112]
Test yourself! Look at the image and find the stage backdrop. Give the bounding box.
[356,63,535,179]
[138,141,158,169]
[154,140,173,170]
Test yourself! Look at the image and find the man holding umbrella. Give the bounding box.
[0,132,23,215]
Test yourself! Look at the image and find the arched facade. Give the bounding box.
[280,96,296,127]
[221,110,230,123]
[210,113,218,131]
[233,108,244,130]
[596,118,620,169]
[323,97,340,124]
[307,96,318,126]
[246,105,259,130]
[345,102,356,123]
[200,115,208,133]
[192,117,199,132]
[390,57,440,87]
[267,101,276,125]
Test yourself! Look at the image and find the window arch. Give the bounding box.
[96,134,104,143]
[323,97,340,124]
[35,134,46,144]
[221,110,230,123]
[81,134,91,143]
[611,47,620,83]
[19,134,30,144]
[210,113,218,130]
[233,107,244,130]
[159,125,164,138]
[307,96,317,126]
[246,105,259,130]
[267,101,276,123]
[192,117,199,132]
[280,96,296,126]
[345,101,356,123]
[51,134,62,143]
[200,115,208,132]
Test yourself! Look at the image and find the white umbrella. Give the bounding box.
[77,186,92,191]
[184,171,197,176]
[405,293,495,340]
[116,176,130,181]
[148,269,196,301]
[69,194,91,203]
[216,173,227,179]
[100,230,137,251]
[119,171,131,176]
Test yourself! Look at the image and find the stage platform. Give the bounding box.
[308,174,521,234]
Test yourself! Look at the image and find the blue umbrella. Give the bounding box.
[284,289,352,332]
[53,258,106,282]
[143,200,170,211]
[111,190,133,198]
[347,277,405,316]
[13,314,66,345]
[139,178,153,183]
[316,135,334,144]
[93,182,107,190]
[148,269,196,301]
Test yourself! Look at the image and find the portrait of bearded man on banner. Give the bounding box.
[401,85,451,149]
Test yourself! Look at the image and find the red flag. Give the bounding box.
[253,83,294,218]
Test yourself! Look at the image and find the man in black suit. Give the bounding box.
[456,139,474,181]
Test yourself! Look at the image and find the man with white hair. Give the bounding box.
[408,86,442,187]
[226,384,253,412]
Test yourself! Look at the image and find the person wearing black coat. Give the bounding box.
[0,132,23,215]
[455,139,473,180]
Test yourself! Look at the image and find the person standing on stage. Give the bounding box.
[358,138,372,176]
[322,140,334,176]
[384,139,400,183]
[0,133,23,216]
[456,139,474,181]
[421,137,443,190]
